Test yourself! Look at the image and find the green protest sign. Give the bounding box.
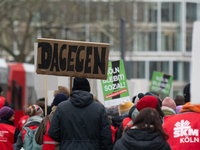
[150,71,173,95]
[101,60,130,107]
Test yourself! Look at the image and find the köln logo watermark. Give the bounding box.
[174,120,199,143]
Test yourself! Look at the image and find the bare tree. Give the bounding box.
[0,0,144,63]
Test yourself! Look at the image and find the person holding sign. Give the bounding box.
[48,78,113,150]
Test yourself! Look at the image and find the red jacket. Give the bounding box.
[0,123,16,150]
[17,115,29,132]
[43,119,55,150]
[163,112,200,150]
[0,96,5,109]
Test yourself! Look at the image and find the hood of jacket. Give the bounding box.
[121,129,168,150]
[70,90,94,107]
[24,115,42,127]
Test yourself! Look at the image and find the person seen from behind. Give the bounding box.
[174,95,185,114]
[161,97,176,116]
[16,105,43,150]
[163,102,200,150]
[113,108,171,150]
[48,77,113,150]
[0,106,19,150]
[35,93,68,150]
[136,94,164,122]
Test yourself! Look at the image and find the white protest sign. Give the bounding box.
[191,21,200,105]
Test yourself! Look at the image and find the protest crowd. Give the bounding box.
[0,79,198,150]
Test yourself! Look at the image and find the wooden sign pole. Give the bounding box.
[90,79,93,94]
[44,75,47,116]
[70,77,72,96]
[118,105,121,116]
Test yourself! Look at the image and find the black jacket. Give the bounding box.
[113,128,171,150]
[48,90,113,150]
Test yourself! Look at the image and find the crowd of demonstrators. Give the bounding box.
[113,108,171,150]
[16,105,44,150]
[35,86,70,117]
[48,78,113,150]
[0,81,196,150]
[0,86,10,109]
[35,93,68,150]
[0,106,19,150]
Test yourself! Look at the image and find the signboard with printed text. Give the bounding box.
[36,38,109,80]
[150,71,173,95]
[101,60,130,107]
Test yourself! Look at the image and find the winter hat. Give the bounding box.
[134,93,144,105]
[119,100,134,114]
[176,105,183,114]
[0,106,15,120]
[25,105,43,117]
[183,83,190,103]
[72,78,90,92]
[136,95,158,111]
[162,97,176,111]
[128,105,139,121]
[53,93,68,106]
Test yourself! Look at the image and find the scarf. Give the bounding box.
[180,102,200,113]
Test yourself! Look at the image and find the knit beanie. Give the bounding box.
[25,105,43,117]
[183,83,190,103]
[119,100,134,114]
[0,106,15,120]
[162,97,176,111]
[72,78,90,92]
[136,96,158,111]
[53,93,68,106]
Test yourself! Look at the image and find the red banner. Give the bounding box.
[105,88,127,99]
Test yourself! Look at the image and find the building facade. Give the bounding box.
[96,0,198,99]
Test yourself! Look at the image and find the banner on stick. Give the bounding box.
[150,71,173,95]
[101,60,130,107]
[36,38,109,80]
